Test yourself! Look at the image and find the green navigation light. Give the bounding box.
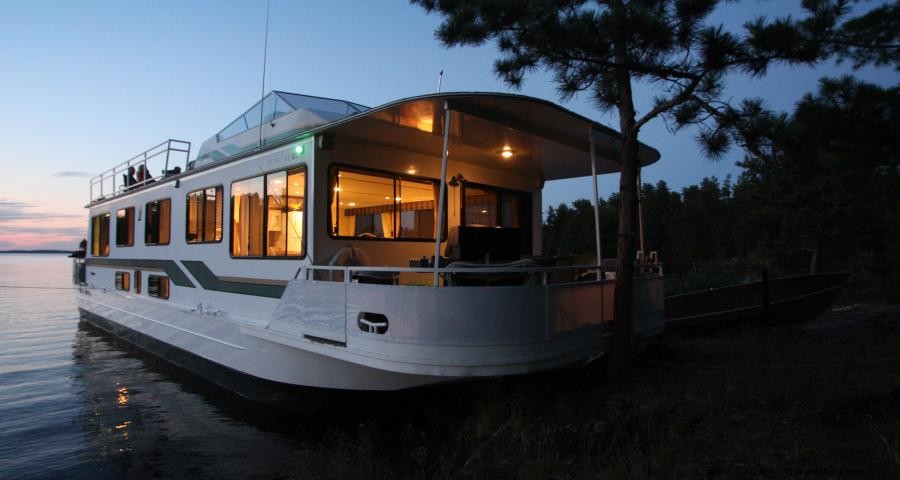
[295,145,305,155]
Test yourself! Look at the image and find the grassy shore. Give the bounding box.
[297,305,900,479]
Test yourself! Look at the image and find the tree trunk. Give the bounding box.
[609,127,640,376]
[607,4,640,376]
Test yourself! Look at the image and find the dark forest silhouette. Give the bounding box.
[544,77,899,302]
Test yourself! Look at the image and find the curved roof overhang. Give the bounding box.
[318,92,660,181]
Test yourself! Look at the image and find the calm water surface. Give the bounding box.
[0,254,346,479]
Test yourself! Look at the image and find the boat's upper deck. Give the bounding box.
[87,91,661,207]
[89,139,191,204]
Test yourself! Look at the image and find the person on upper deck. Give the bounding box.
[136,165,154,184]
[126,166,137,189]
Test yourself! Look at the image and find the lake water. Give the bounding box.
[0,253,360,479]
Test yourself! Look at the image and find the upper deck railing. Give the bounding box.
[89,139,191,203]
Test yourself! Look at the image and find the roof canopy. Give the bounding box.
[320,92,660,180]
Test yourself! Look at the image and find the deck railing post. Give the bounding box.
[433,103,452,287]
[164,140,171,176]
[588,127,603,280]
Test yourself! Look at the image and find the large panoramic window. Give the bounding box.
[144,199,171,245]
[91,213,110,256]
[231,167,306,257]
[116,207,134,247]
[186,186,223,243]
[329,167,441,241]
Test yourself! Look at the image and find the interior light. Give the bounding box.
[481,209,488,213]
[295,145,305,155]
[407,166,417,175]
[334,186,341,192]
[395,197,402,201]
[384,196,390,200]
[500,145,514,159]
[348,202,356,207]
[416,117,433,133]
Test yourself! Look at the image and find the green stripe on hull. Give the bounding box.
[181,260,286,299]
[85,258,195,287]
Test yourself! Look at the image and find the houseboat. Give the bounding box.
[73,91,665,399]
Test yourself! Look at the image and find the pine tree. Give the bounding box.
[412,0,899,370]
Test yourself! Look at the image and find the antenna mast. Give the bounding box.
[258,0,271,149]
[437,70,443,93]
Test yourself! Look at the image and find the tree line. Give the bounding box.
[544,77,899,301]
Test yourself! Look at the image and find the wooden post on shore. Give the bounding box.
[761,268,771,324]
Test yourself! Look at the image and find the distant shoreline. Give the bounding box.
[0,250,73,254]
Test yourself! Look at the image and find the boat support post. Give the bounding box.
[434,102,452,286]
[589,127,603,280]
[637,171,645,264]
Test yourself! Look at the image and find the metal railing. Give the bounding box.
[295,264,612,287]
[89,139,191,203]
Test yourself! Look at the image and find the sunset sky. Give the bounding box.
[0,0,894,250]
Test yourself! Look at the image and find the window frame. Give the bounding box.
[144,198,172,246]
[185,185,224,244]
[327,164,447,243]
[115,207,135,247]
[134,270,141,294]
[460,182,532,229]
[147,275,170,300]
[114,271,131,291]
[460,182,533,254]
[90,213,110,257]
[229,164,308,260]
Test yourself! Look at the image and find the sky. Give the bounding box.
[0,0,895,250]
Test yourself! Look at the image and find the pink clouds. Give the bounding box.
[0,200,85,250]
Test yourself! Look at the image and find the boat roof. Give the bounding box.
[318,92,660,179]
[88,92,660,207]
[214,91,369,142]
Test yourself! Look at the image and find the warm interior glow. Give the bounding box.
[501,145,514,158]
[407,166,417,175]
[416,117,433,133]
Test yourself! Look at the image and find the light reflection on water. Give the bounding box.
[0,254,326,478]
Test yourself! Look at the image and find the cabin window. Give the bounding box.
[462,184,529,228]
[91,213,110,256]
[461,184,532,256]
[329,167,442,241]
[186,186,223,243]
[134,270,141,294]
[116,207,134,247]
[147,275,169,299]
[115,271,130,291]
[231,167,306,257]
[144,199,171,245]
